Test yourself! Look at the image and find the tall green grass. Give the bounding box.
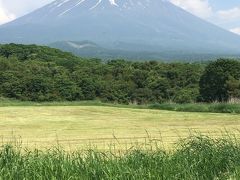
[149,103,240,114]
[1,97,240,114]
[1,135,240,179]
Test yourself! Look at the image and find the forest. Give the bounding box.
[0,43,239,104]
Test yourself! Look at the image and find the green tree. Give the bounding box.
[147,77,171,103]
[174,88,199,104]
[199,59,240,102]
[132,88,153,104]
[54,75,82,101]
[226,76,240,100]
[22,75,53,101]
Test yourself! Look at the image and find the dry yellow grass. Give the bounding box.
[0,106,240,149]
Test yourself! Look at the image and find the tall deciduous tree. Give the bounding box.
[199,59,240,102]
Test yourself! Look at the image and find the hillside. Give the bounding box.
[49,41,240,61]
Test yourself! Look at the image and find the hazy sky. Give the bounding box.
[0,0,240,35]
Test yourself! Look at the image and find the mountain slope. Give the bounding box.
[49,40,240,61]
[0,0,240,58]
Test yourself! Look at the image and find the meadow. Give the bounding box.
[1,103,240,149]
[1,102,240,179]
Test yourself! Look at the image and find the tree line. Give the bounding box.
[0,44,239,104]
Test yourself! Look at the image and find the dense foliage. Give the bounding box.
[200,59,240,102]
[0,44,239,103]
[1,135,240,179]
[0,44,204,103]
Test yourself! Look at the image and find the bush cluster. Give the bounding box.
[0,44,239,104]
[0,44,204,104]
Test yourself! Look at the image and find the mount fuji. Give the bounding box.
[0,0,240,60]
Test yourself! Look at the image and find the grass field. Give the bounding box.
[1,104,240,179]
[1,105,240,149]
[2,135,240,179]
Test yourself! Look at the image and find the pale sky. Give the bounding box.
[0,0,240,35]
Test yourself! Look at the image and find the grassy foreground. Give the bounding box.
[1,135,240,179]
